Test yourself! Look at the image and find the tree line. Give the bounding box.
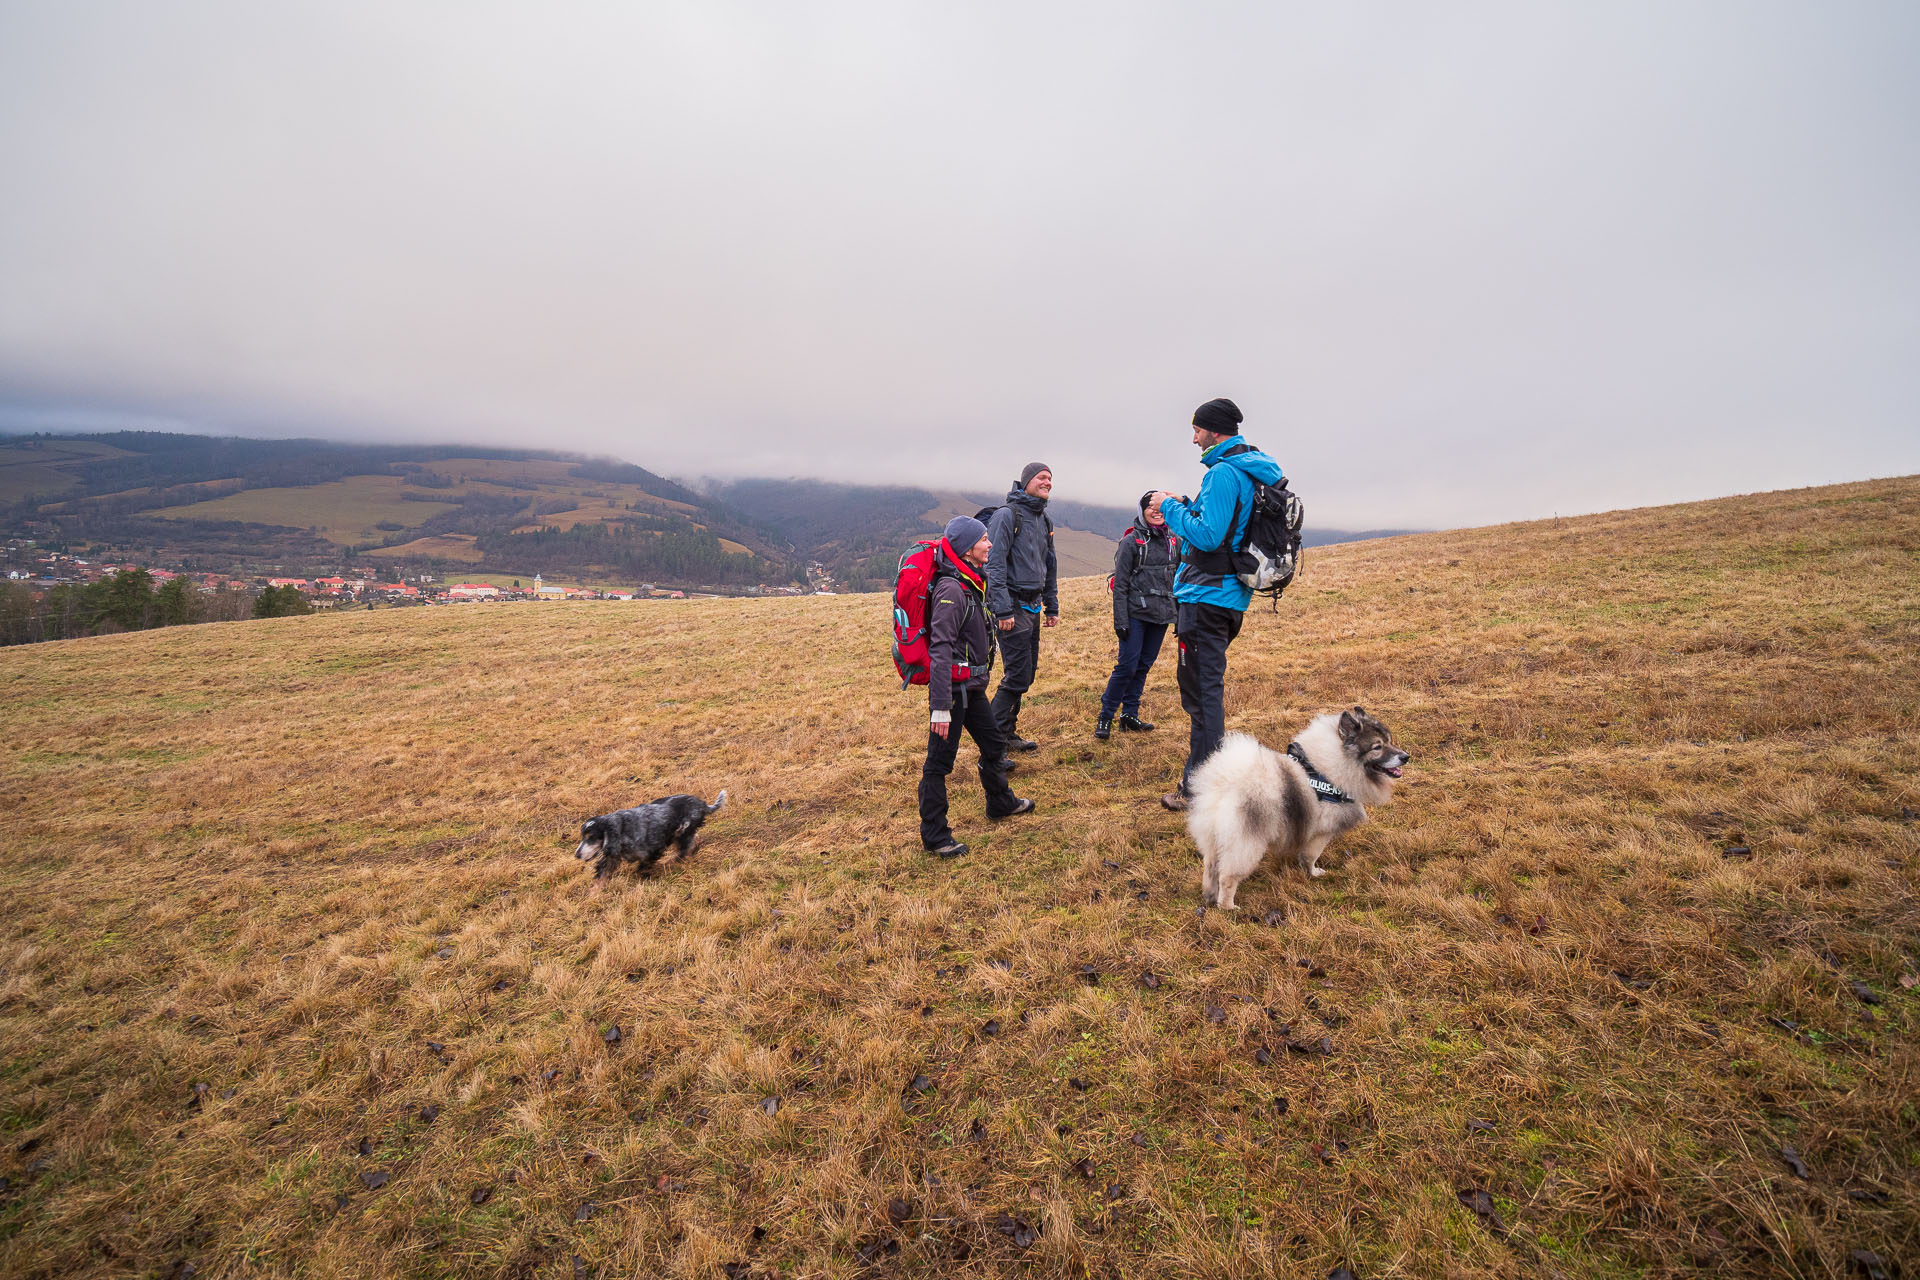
[0,570,297,647]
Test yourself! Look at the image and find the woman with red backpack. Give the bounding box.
[1097,493,1178,740]
[919,516,1036,857]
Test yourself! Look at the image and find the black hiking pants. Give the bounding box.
[1175,601,1244,795]
[920,689,1021,848]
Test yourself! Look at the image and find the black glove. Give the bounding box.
[1115,626,1129,641]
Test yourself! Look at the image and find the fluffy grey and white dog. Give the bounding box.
[575,790,727,888]
[1187,708,1409,909]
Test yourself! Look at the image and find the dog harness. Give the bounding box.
[1287,743,1355,804]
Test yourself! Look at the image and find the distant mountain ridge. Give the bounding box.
[1,432,798,588]
[706,477,1423,590]
[1,432,1422,590]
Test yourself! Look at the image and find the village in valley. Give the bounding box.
[2,536,822,615]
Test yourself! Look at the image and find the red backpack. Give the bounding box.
[892,538,944,688]
[892,538,979,690]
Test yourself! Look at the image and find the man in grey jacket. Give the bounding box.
[985,463,1059,752]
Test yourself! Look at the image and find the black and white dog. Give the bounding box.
[574,791,727,888]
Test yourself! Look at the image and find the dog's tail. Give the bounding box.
[708,789,728,815]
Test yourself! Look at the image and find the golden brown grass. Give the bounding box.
[2,476,1916,1279]
[152,475,464,545]
[375,535,487,564]
[151,459,699,548]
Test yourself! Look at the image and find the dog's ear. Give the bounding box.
[1338,708,1364,741]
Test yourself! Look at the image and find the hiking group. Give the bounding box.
[894,396,1298,858]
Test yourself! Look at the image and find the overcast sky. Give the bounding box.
[1,2,1914,528]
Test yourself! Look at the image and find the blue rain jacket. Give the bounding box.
[1159,438,1284,611]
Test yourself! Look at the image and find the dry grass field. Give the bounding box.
[371,535,488,564]
[2,476,1916,1279]
[152,460,701,548]
[152,475,465,545]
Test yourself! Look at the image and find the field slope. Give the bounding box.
[1,477,1916,1278]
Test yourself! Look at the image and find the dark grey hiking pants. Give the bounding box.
[989,606,1041,738]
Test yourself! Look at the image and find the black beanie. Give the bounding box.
[1192,398,1242,435]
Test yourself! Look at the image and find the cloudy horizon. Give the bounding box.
[2,2,1915,529]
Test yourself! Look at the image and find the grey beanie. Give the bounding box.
[943,515,987,554]
[1019,462,1051,489]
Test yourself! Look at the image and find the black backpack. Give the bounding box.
[1216,444,1304,609]
[1238,476,1304,604]
[973,504,1052,543]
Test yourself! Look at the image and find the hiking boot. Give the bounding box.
[986,757,1019,776]
[1118,714,1155,733]
[925,840,969,858]
[1094,713,1113,741]
[1159,791,1189,812]
[990,798,1036,821]
[1007,736,1039,752]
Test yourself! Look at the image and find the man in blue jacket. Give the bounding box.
[1146,398,1284,811]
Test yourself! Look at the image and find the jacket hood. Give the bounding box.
[1005,485,1050,513]
[936,540,986,590]
[1202,439,1283,486]
[1128,517,1171,540]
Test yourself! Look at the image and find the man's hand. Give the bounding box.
[931,717,953,739]
[1147,489,1177,513]
[997,616,1016,632]
[1043,614,1059,628]
[1115,626,1129,641]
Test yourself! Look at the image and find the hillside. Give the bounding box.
[702,478,1141,589]
[708,478,1419,591]
[1,477,1915,1278]
[0,434,797,589]
[5,433,1416,594]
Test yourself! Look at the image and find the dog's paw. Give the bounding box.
[1309,866,1328,878]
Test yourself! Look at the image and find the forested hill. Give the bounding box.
[2,433,1423,591]
[0,433,798,588]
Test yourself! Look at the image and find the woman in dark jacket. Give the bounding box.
[1097,493,1178,739]
[922,516,1034,857]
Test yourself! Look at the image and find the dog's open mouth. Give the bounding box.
[1371,763,1404,779]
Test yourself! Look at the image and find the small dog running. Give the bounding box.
[1187,707,1409,910]
[575,790,727,889]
